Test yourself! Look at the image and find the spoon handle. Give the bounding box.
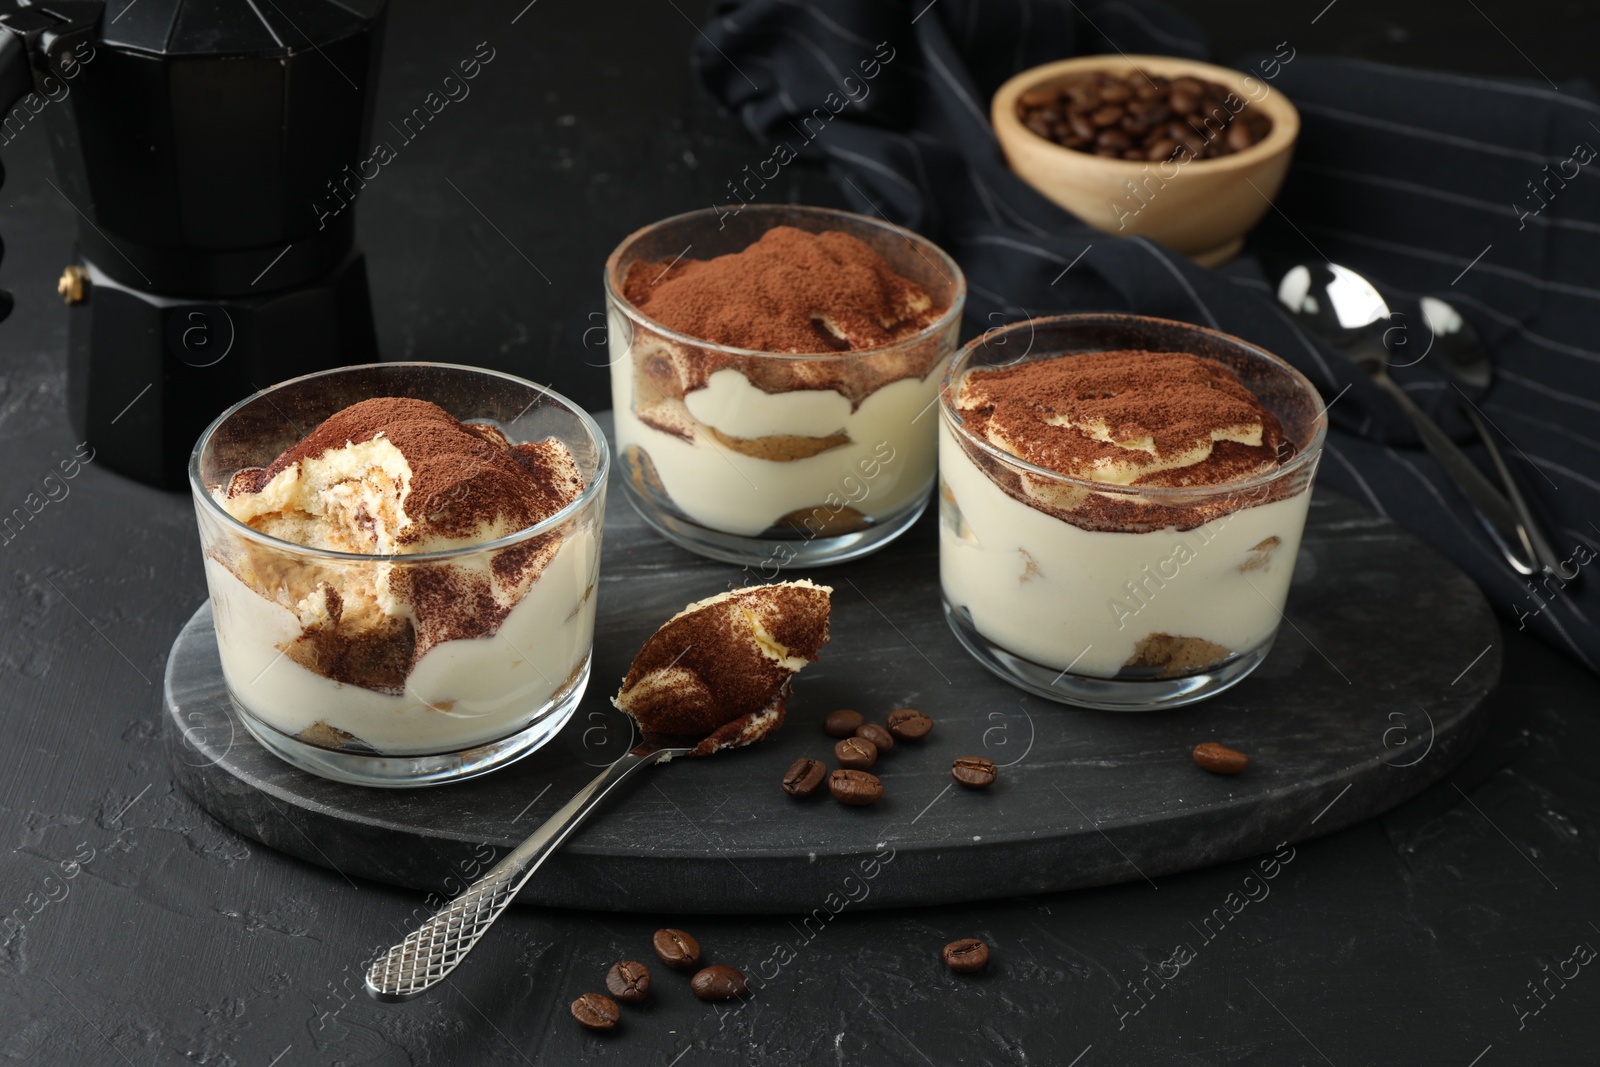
[1374,376,1538,576]
[1456,402,1578,582]
[363,741,689,1002]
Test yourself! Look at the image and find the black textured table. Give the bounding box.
[4,2,1599,1065]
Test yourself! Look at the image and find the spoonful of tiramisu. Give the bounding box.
[363,580,832,1002]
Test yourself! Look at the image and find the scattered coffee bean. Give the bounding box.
[571,992,620,1031]
[1192,741,1250,775]
[1015,69,1270,162]
[886,708,934,740]
[652,928,702,970]
[835,737,878,770]
[782,756,827,798]
[829,768,884,806]
[951,757,998,789]
[855,722,894,753]
[824,709,865,737]
[605,961,651,1004]
[943,938,990,973]
[690,964,749,1001]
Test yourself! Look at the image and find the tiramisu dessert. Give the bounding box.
[613,580,831,756]
[607,215,961,556]
[201,397,601,756]
[940,347,1316,685]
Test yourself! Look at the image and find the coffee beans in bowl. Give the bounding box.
[1016,70,1271,162]
[992,56,1299,264]
[652,928,702,970]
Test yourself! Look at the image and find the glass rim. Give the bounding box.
[188,361,611,564]
[939,313,1328,501]
[602,203,968,362]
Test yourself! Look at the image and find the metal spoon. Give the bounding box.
[363,738,692,1002]
[1418,296,1577,581]
[1276,263,1539,577]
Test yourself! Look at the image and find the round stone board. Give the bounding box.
[165,420,1501,914]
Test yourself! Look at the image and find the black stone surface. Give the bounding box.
[4,2,1598,1063]
[164,454,1500,911]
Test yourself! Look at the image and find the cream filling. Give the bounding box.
[611,335,940,537]
[938,420,1310,678]
[207,529,600,755]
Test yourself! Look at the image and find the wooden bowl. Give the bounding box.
[992,54,1300,266]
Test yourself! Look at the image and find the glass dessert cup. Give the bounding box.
[938,315,1327,711]
[189,363,609,787]
[604,204,965,567]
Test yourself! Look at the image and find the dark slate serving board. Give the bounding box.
[165,420,1501,914]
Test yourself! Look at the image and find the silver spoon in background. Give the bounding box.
[1276,263,1541,578]
[1417,296,1577,581]
[363,738,693,1002]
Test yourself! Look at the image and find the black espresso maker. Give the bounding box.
[0,0,386,488]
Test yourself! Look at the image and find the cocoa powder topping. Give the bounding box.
[623,226,945,353]
[613,581,832,751]
[957,350,1288,488]
[229,397,583,548]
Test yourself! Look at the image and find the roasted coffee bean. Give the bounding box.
[1067,85,1100,108]
[605,961,651,1004]
[952,756,998,789]
[1095,129,1132,150]
[782,756,828,798]
[1146,137,1179,162]
[1089,104,1124,128]
[1015,68,1268,162]
[571,993,620,1031]
[824,709,865,737]
[652,928,702,970]
[855,722,894,753]
[691,965,749,1001]
[829,768,884,806]
[887,707,934,740]
[1192,742,1250,775]
[835,737,878,770]
[943,938,990,973]
[1018,84,1061,108]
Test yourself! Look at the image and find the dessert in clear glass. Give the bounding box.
[189,363,608,786]
[604,204,965,567]
[938,314,1326,710]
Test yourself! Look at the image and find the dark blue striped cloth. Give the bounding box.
[695,0,1600,671]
